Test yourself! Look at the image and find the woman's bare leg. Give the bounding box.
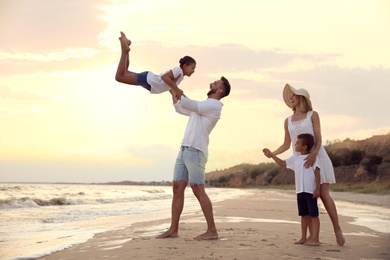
[115,32,137,85]
[320,183,345,246]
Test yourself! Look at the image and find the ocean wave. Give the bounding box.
[142,189,166,194]
[0,185,22,191]
[0,197,72,208]
[0,193,172,209]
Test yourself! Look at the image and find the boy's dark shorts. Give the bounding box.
[297,192,319,217]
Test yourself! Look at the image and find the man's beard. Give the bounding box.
[207,88,217,96]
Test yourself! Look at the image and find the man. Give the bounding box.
[156,77,231,240]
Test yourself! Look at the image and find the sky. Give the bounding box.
[1,0,390,183]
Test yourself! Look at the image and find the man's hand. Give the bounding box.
[169,90,179,104]
[171,88,184,100]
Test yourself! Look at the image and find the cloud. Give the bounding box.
[123,143,178,165]
[0,157,173,183]
[0,141,179,183]
[0,0,107,52]
[273,65,390,123]
[0,48,99,63]
[0,85,64,118]
[1,0,389,184]
[0,85,63,101]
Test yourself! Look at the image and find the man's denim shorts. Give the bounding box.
[173,146,207,185]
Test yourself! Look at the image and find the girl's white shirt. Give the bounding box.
[147,67,184,94]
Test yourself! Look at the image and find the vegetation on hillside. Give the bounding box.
[206,134,390,194]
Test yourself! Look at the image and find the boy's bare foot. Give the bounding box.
[336,230,345,246]
[294,238,306,244]
[156,229,178,239]
[194,231,218,241]
[304,240,320,246]
[120,31,132,46]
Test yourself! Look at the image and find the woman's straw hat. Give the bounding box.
[283,83,312,109]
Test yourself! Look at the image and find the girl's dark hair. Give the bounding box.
[179,56,196,67]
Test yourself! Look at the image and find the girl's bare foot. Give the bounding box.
[120,31,132,46]
[118,36,130,52]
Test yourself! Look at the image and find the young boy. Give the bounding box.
[263,133,321,246]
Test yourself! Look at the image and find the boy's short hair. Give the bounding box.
[297,133,315,151]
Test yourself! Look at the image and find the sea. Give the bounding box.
[0,183,248,260]
[1,183,390,260]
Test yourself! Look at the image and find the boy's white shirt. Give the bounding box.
[286,154,320,194]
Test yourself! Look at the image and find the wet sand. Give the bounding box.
[39,189,390,260]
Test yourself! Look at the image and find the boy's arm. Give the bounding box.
[263,148,286,167]
[313,167,321,198]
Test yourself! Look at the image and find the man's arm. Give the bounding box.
[171,94,192,116]
[178,96,200,113]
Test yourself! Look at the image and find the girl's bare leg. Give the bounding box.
[320,183,345,246]
[115,32,137,85]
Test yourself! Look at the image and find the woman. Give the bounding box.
[264,83,345,246]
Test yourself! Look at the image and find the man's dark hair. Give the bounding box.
[297,133,315,151]
[220,76,231,97]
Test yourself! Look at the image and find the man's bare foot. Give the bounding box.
[294,238,306,244]
[336,230,345,246]
[156,229,178,239]
[120,31,132,46]
[304,240,320,246]
[194,231,218,241]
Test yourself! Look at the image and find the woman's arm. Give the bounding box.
[304,111,322,167]
[270,118,291,156]
[313,167,321,198]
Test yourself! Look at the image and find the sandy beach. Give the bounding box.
[38,189,390,260]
